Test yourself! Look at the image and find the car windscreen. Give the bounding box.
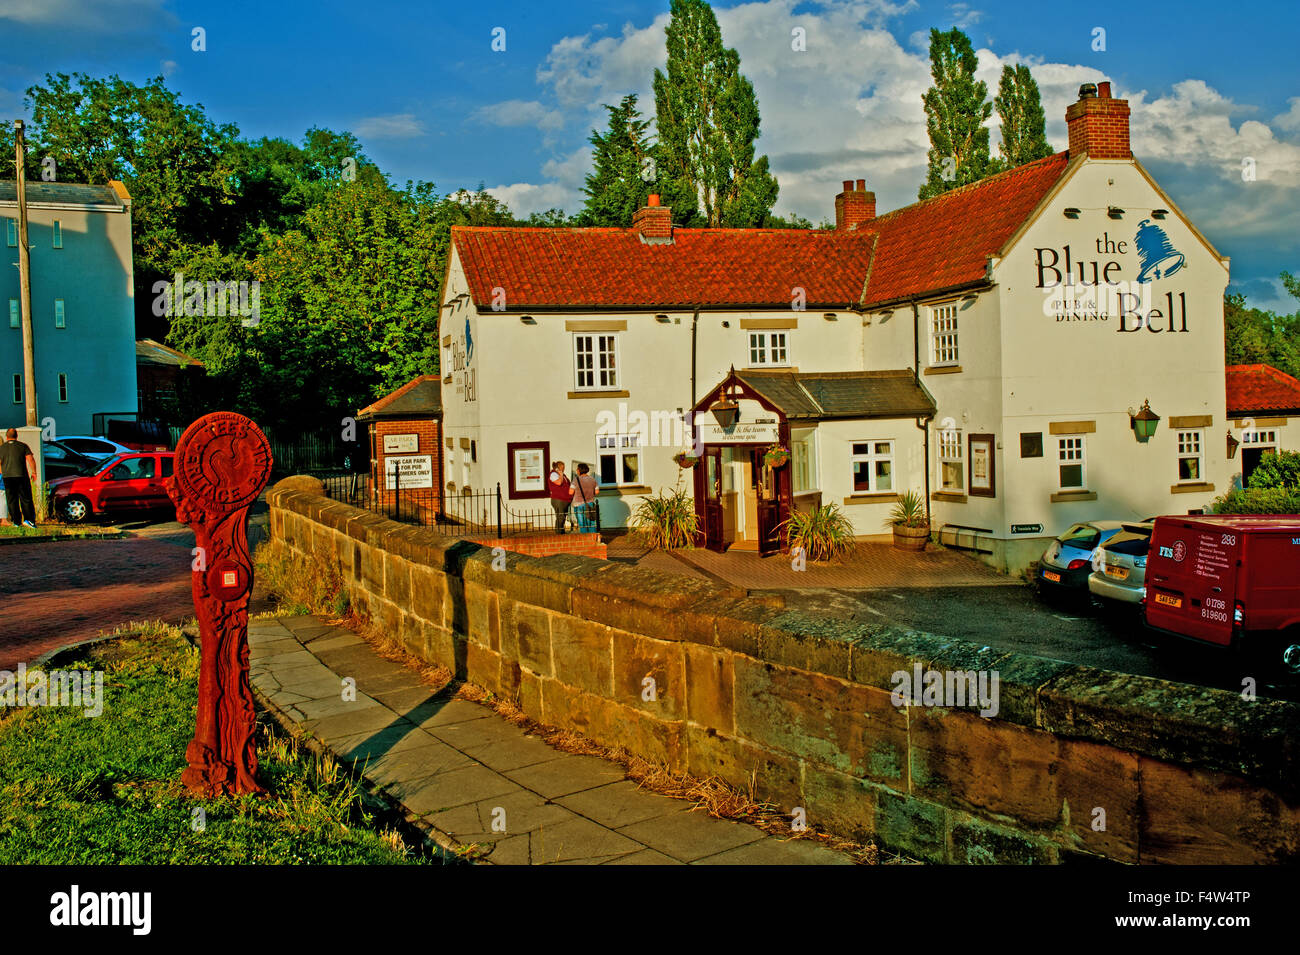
[1103,531,1151,556]
[1058,524,1100,551]
[93,454,128,476]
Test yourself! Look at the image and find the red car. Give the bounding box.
[1144,514,1300,676]
[49,452,177,524]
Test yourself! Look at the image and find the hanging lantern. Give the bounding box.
[1226,430,1240,459]
[1130,399,1160,443]
[1135,219,1185,283]
[710,368,742,429]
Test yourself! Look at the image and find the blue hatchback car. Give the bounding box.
[1037,521,1126,594]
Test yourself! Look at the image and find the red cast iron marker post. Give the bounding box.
[167,412,273,796]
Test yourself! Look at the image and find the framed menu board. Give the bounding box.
[507,441,549,499]
[969,434,995,497]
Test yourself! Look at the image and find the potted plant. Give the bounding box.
[763,443,790,468]
[777,503,856,562]
[888,489,930,551]
[673,450,701,468]
[630,488,700,549]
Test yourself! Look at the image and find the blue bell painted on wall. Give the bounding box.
[1134,219,1185,283]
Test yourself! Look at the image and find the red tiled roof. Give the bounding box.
[861,151,1070,306]
[451,151,1072,310]
[1226,364,1300,415]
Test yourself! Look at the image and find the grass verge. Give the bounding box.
[0,621,436,864]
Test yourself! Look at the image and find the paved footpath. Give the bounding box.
[250,615,855,865]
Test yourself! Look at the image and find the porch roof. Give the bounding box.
[735,369,936,421]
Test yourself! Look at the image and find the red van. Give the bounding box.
[1144,514,1300,676]
[48,452,176,524]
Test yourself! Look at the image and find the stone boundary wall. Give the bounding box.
[269,481,1300,864]
[467,532,606,560]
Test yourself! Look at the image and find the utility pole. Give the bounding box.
[15,119,37,427]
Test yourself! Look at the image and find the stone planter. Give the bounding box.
[892,523,930,552]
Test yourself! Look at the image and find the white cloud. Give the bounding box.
[0,0,170,30]
[1271,96,1300,137]
[471,99,565,132]
[355,113,425,140]
[487,180,577,217]
[946,3,983,28]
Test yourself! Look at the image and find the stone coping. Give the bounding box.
[269,479,1300,795]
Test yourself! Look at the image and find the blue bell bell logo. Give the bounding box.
[1134,219,1185,283]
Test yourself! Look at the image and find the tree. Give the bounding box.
[580,95,654,226]
[1224,280,1300,381]
[652,0,779,226]
[918,28,992,200]
[993,64,1053,170]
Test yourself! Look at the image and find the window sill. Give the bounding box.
[599,484,652,496]
[932,490,967,502]
[1050,490,1097,503]
[568,389,630,399]
[843,492,900,505]
[743,366,797,373]
[1171,482,1215,494]
[924,364,962,376]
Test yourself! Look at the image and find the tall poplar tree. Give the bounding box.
[994,64,1053,170]
[918,28,992,200]
[652,0,779,226]
[579,94,653,226]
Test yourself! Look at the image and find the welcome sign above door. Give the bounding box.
[698,420,780,443]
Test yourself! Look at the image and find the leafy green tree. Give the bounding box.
[1247,450,1300,490]
[993,64,1053,170]
[580,94,654,226]
[918,28,992,200]
[1224,283,1300,381]
[652,0,779,226]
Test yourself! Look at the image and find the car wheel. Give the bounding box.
[60,495,91,524]
[1278,630,1300,680]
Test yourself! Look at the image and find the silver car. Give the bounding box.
[1087,521,1155,607]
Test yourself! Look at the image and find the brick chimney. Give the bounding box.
[633,194,673,242]
[1066,81,1131,160]
[835,179,875,230]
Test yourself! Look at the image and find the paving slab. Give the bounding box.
[253,614,859,866]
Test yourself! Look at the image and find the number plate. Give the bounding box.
[1042,570,1061,583]
[1105,565,1129,580]
[1153,593,1182,608]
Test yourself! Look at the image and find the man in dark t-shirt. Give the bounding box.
[0,429,37,527]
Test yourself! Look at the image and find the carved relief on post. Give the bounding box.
[166,412,273,797]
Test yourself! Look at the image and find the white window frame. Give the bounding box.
[791,428,819,493]
[1057,436,1087,491]
[1241,428,1277,447]
[747,331,790,367]
[5,220,15,248]
[938,428,964,491]
[1176,429,1204,483]
[596,432,641,487]
[52,220,62,249]
[8,299,17,329]
[850,439,895,494]
[54,299,65,329]
[573,333,619,391]
[930,303,959,366]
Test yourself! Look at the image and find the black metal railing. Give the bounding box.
[312,472,601,538]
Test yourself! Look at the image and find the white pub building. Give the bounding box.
[439,82,1230,573]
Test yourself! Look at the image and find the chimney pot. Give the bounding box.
[647,193,660,207]
[842,179,854,192]
[856,179,866,191]
[1079,83,1098,99]
[1097,81,1112,99]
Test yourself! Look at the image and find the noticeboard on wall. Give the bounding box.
[969,434,995,497]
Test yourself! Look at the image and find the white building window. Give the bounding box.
[1177,430,1203,482]
[58,373,69,403]
[931,303,959,366]
[52,220,63,249]
[1058,436,1086,490]
[5,220,15,248]
[791,429,818,493]
[574,333,618,390]
[8,299,17,328]
[939,428,964,491]
[851,440,894,493]
[748,331,789,366]
[597,433,640,486]
[1241,428,1277,446]
[54,299,65,329]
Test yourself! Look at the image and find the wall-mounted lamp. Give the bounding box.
[1063,207,1081,219]
[710,371,742,429]
[823,312,838,321]
[520,315,537,325]
[1226,430,1240,459]
[655,314,671,323]
[1151,209,1168,220]
[1129,399,1160,443]
[959,295,977,310]
[721,320,730,328]
[877,310,893,321]
[1107,206,1124,219]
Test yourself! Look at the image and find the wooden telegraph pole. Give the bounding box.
[14,120,36,426]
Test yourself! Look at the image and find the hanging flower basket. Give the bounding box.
[673,451,701,469]
[763,444,790,468]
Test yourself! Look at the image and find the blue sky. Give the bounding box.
[1,0,1297,310]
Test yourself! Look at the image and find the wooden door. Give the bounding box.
[701,446,725,551]
[754,449,782,555]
